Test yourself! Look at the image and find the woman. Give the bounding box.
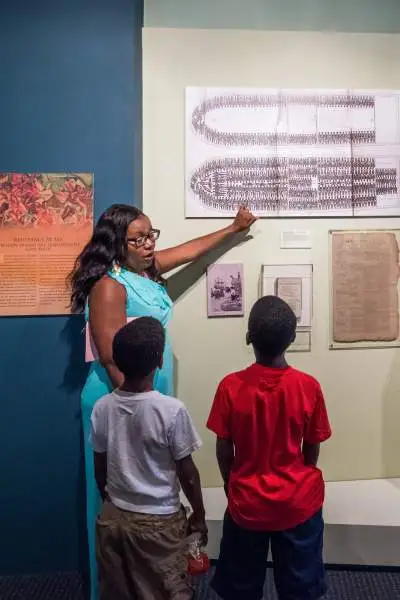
[69,203,256,600]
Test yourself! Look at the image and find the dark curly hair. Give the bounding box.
[69,204,163,313]
[248,295,297,358]
[113,317,165,379]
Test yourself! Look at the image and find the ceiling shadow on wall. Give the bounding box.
[166,232,253,304]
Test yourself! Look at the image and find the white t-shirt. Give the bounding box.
[90,389,202,514]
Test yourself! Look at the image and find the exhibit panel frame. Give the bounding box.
[0,172,94,316]
[261,263,313,353]
[206,263,244,318]
[186,86,400,219]
[329,229,400,350]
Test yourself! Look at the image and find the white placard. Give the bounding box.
[289,329,311,353]
[280,230,312,249]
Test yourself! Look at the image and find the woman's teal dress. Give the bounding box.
[81,267,174,600]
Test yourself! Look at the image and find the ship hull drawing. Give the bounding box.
[190,157,397,215]
[186,87,400,218]
[192,93,376,147]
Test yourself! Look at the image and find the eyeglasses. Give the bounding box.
[127,229,160,249]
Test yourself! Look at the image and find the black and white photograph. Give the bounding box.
[207,263,244,317]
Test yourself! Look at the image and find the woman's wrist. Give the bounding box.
[225,223,237,235]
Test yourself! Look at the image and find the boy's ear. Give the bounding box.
[246,331,251,346]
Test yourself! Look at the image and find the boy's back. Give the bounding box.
[207,363,331,531]
[91,317,206,600]
[92,389,201,514]
[207,296,331,600]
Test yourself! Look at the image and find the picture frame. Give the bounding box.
[207,263,244,318]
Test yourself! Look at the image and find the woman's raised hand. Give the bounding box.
[231,206,258,233]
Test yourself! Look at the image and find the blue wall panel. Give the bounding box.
[0,0,142,574]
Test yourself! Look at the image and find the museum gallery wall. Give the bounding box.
[143,27,400,485]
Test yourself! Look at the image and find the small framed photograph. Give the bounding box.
[207,263,244,317]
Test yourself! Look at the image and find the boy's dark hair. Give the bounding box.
[112,317,165,379]
[248,295,297,358]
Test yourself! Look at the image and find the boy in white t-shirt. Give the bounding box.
[90,317,206,600]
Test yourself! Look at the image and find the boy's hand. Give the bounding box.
[188,513,208,546]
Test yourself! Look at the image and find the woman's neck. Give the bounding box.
[120,264,149,279]
[122,263,140,274]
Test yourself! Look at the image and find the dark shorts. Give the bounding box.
[211,509,326,600]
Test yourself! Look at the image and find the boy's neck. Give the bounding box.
[120,375,154,394]
[255,352,288,369]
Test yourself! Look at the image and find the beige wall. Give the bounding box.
[143,28,400,484]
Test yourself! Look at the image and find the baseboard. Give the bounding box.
[325,563,400,573]
[191,481,400,568]
[208,558,400,573]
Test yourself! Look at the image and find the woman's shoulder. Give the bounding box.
[89,274,126,303]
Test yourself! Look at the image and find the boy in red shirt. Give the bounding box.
[207,295,332,600]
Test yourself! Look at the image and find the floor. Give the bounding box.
[1,568,400,599]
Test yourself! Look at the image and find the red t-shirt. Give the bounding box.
[207,364,332,531]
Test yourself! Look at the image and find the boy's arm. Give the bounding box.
[303,383,331,466]
[216,437,234,495]
[207,379,233,494]
[94,451,108,501]
[175,456,207,542]
[302,442,320,466]
[170,406,206,540]
[90,401,108,500]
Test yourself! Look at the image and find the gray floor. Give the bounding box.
[1,569,400,599]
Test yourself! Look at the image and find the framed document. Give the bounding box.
[261,264,313,329]
[275,277,302,321]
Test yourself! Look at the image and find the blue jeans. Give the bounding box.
[212,509,326,600]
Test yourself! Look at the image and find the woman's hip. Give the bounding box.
[81,363,112,411]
